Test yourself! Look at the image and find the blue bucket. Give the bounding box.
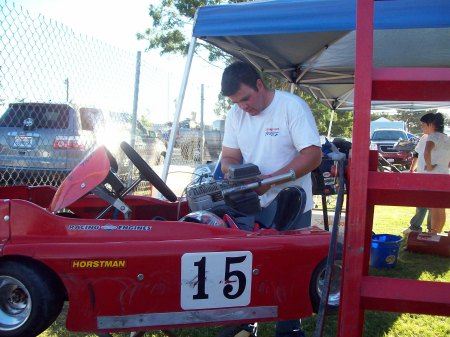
[370,234,403,268]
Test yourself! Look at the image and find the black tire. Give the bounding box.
[309,252,342,314]
[120,142,177,202]
[0,260,64,337]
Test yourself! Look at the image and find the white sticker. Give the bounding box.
[181,251,252,310]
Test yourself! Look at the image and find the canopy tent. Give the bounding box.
[192,0,450,111]
[161,0,450,180]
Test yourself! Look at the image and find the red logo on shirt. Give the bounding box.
[265,127,280,136]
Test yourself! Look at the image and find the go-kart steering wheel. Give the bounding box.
[120,141,178,202]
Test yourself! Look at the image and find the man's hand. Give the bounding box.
[221,146,243,176]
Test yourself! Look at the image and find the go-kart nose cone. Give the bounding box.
[49,146,112,212]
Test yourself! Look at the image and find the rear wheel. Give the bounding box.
[0,260,64,337]
[309,255,342,313]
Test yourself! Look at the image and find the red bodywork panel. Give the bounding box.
[0,146,333,333]
[49,146,111,212]
[1,198,331,332]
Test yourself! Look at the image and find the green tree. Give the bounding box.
[329,110,354,138]
[213,93,231,119]
[397,109,437,134]
[371,109,439,135]
[139,114,153,130]
[137,0,245,63]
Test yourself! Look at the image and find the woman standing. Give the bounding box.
[418,112,450,234]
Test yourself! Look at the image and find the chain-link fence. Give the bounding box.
[0,1,223,194]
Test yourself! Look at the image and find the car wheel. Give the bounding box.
[0,260,65,337]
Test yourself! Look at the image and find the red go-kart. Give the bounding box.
[0,142,341,337]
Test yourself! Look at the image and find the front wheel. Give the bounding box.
[0,260,65,337]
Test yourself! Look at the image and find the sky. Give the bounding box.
[11,0,155,50]
[6,0,224,124]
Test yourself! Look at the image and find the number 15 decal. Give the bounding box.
[181,251,252,310]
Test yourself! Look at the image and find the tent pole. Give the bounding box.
[327,109,335,138]
[161,37,198,184]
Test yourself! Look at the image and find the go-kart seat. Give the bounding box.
[256,186,307,231]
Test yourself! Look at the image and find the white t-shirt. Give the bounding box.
[222,90,321,210]
[415,134,428,174]
[422,132,450,174]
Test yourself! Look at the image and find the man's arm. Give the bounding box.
[221,146,243,176]
[274,145,322,179]
[254,145,322,195]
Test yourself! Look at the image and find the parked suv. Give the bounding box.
[0,102,103,185]
[0,103,166,186]
[370,129,414,170]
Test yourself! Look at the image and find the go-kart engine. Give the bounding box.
[187,164,296,214]
[187,181,226,211]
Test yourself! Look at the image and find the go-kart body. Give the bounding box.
[0,145,335,335]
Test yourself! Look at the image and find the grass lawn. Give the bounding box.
[40,206,450,337]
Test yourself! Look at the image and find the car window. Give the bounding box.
[372,130,407,141]
[0,104,70,129]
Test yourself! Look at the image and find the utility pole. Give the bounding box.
[64,78,69,102]
[200,84,205,163]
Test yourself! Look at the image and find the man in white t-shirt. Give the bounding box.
[220,61,322,337]
[221,61,322,227]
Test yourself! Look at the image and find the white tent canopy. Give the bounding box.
[192,0,450,111]
[162,0,450,181]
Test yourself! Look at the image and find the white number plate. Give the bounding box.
[181,251,252,310]
[13,135,33,148]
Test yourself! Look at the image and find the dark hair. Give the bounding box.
[420,112,445,133]
[221,61,262,96]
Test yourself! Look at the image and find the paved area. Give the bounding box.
[312,209,346,231]
[151,164,195,198]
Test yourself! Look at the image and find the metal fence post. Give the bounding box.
[127,51,141,185]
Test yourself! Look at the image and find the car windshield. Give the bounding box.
[0,104,70,129]
[371,130,407,141]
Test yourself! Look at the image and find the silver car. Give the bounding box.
[0,102,102,185]
[0,103,166,186]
